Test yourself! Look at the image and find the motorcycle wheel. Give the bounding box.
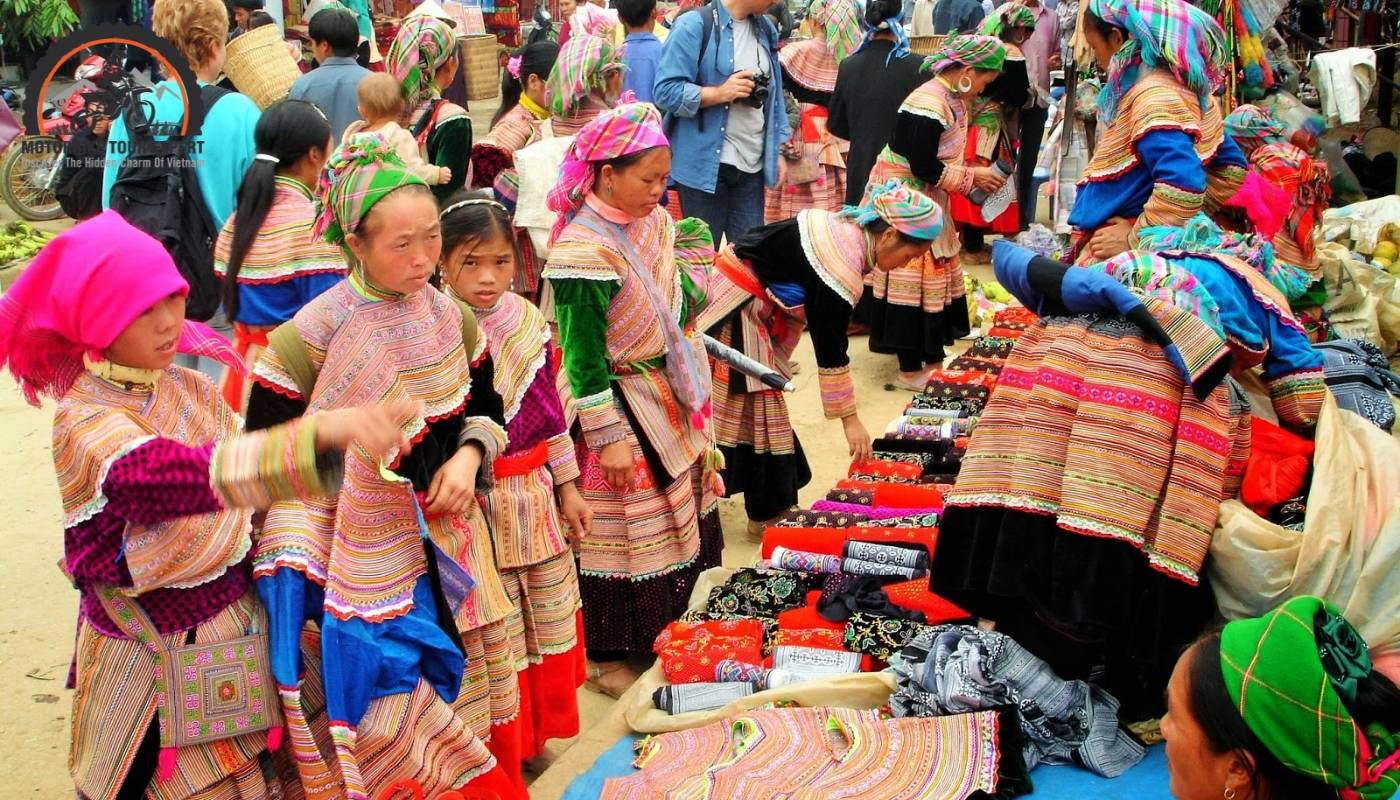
[0,136,66,221]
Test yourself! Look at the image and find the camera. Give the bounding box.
[739,71,770,109]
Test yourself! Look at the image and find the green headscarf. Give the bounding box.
[312,138,429,256]
[979,4,1036,37]
[925,33,1007,73]
[1220,596,1400,800]
[386,15,458,110]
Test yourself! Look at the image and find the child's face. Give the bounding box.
[106,291,186,370]
[443,233,516,309]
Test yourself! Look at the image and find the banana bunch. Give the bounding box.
[0,221,54,265]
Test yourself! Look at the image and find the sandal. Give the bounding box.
[585,660,639,700]
[889,373,931,393]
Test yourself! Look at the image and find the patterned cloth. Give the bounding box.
[1087,0,1228,121]
[980,3,1036,36]
[546,13,622,121]
[891,625,1146,778]
[654,618,766,684]
[386,15,457,109]
[1220,596,1400,800]
[840,178,944,241]
[927,34,1007,73]
[312,138,428,250]
[546,103,669,245]
[855,3,912,66]
[808,0,863,62]
[0,211,243,406]
[1224,103,1287,157]
[1316,338,1400,432]
[1135,213,1311,301]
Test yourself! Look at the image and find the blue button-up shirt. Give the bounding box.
[653,2,790,192]
[290,56,372,146]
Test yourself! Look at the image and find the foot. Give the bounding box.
[585,660,639,700]
[962,248,992,265]
[786,359,801,375]
[892,371,931,392]
[746,518,768,543]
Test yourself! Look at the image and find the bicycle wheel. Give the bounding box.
[0,136,65,221]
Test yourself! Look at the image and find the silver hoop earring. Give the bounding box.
[957,75,974,93]
[1224,788,1237,800]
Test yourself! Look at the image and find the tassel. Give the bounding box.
[157,746,178,781]
[266,725,284,753]
[691,410,706,430]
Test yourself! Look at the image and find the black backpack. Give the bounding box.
[109,84,230,322]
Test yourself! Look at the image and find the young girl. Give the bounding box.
[0,210,409,800]
[438,189,591,755]
[215,99,346,413]
[245,142,527,799]
[343,72,453,186]
[471,40,560,191]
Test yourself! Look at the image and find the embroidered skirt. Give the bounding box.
[867,254,970,365]
[763,165,847,224]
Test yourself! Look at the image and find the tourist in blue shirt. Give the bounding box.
[620,0,662,104]
[290,8,371,144]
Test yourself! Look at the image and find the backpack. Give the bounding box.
[108,84,230,322]
[665,2,778,135]
[54,129,108,221]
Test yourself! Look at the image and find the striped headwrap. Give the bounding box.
[927,34,1007,74]
[546,17,623,119]
[980,3,1037,37]
[1219,596,1400,800]
[1251,142,1330,266]
[855,4,912,66]
[1086,0,1228,121]
[1092,250,1223,336]
[312,138,429,253]
[841,178,944,241]
[546,102,669,245]
[1225,103,1287,157]
[809,0,864,63]
[386,15,457,110]
[674,216,715,276]
[1136,213,1312,301]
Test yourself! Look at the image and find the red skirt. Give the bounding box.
[948,127,1019,235]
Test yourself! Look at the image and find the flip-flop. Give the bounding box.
[585,662,636,700]
[887,374,931,393]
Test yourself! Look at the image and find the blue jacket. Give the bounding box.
[653,3,790,192]
[290,56,372,146]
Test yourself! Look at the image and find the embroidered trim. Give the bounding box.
[63,434,158,528]
[817,365,858,419]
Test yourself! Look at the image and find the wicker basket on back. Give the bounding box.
[223,24,301,109]
[909,35,946,56]
[459,34,500,101]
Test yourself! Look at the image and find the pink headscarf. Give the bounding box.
[0,210,243,406]
[545,102,669,245]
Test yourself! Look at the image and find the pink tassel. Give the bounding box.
[1224,170,1289,240]
[266,725,284,753]
[691,411,706,430]
[157,747,178,782]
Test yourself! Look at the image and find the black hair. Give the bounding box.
[493,41,559,127]
[309,8,360,58]
[862,216,929,246]
[437,189,519,282]
[245,10,276,29]
[1084,10,1127,43]
[1187,630,1400,800]
[864,0,902,28]
[230,0,263,10]
[616,0,656,28]
[223,100,332,319]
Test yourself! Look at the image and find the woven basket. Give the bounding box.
[460,34,499,102]
[909,35,946,56]
[223,24,301,109]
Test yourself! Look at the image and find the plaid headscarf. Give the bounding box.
[1087,0,1228,121]
[546,102,669,245]
[387,15,457,110]
[1220,596,1400,800]
[927,34,1007,74]
[808,0,864,63]
[1136,213,1312,301]
[1091,250,1223,336]
[841,179,944,241]
[1251,142,1330,266]
[980,3,1037,37]
[674,216,715,276]
[546,18,623,119]
[855,3,912,66]
[1225,103,1288,158]
[313,138,429,254]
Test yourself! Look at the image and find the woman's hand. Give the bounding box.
[558,480,594,547]
[1085,217,1135,261]
[424,444,482,516]
[313,399,418,461]
[971,166,1008,194]
[841,415,873,464]
[599,439,636,493]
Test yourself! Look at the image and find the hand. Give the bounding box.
[558,480,594,547]
[313,399,419,462]
[424,444,482,516]
[841,415,873,464]
[971,166,1008,194]
[598,439,637,493]
[1085,217,1135,261]
[777,153,788,187]
[438,165,453,185]
[716,70,756,104]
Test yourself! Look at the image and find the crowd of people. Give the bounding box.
[2,0,1398,797]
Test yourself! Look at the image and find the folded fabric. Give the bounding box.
[678,610,779,656]
[652,681,755,715]
[947,356,1005,375]
[871,435,957,457]
[825,488,874,506]
[842,557,926,579]
[771,627,848,652]
[704,568,824,618]
[811,500,941,520]
[772,509,869,528]
[847,459,923,481]
[770,545,843,575]
[844,611,934,662]
[882,579,971,624]
[771,644,863,676]
[817,573,923,623]
[863,512,943,528]
[714,659,767,684]
[1316,338,1400,432]
[891,625,1146,778]
[760,526,939,561]
[654,618,767,684]
[843,540,930,570]
[1241,416,1315,516]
